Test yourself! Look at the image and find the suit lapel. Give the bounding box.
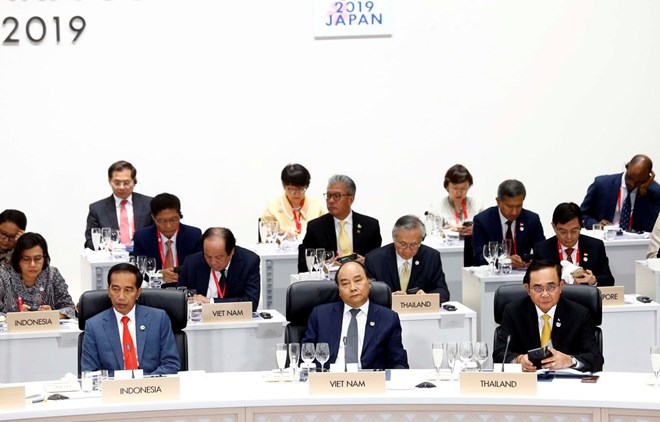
[525,299,542,348]
[135,305,148,365]
[385,245,401,290]
[324,215,338,252]
[551,298,566,347]
[352,212,363,252]
[101,309,123,368]
[329,303,343,359]
[362,303,378,356]
[490,209,504,242]
[103,196,120,227]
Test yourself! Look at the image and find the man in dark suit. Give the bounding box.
[81,263,180,376]
[132,193,202,283]
[298,174,382,272]
[472,179,545,269]
[84,160,153,250]
[178,227,261,312]
[364,214,450,301]
[302,261,408,370]
[492,260,603,373]
[581,154,660,233]
[534,202,614,286]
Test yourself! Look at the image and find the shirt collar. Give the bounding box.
[113,194,133,207]
[343,299,369,315]
[113,303,137,323]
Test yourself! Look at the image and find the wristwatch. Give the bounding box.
[570,356,578,368]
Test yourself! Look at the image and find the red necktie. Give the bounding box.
[119,200,131,245]
[565,248,574,263]
[121,316,138,370]
[165,240,174,268]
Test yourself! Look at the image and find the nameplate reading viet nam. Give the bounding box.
[598,286,624,306]
[0,386,25,410]
[102,376,180,404]
[308,371,385,395]
[6,310,59,333]
[460,372,537,396]
[202,302,252,323]
[391,293,440,314]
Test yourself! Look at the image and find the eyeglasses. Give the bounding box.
[20,255,44,264]
[0,230,17,242]
[285,187,307,195]
[324,192,352,201]
[530,284,559,294]
[155,217,180,225]
[395,241,420,251]
[110,180,134,188]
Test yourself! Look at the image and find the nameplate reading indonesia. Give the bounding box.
[0,386,25,411]
[102,377,180,404]
[202,302,252,323]
[309,371,385,395]
[460,372,537,396]
[6,310,59,333]
[598,286,624,306]
[391,293,440,314]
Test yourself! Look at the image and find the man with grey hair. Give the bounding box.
[472,179,545,269]
[364,215,450,301]
[298,174,382,272]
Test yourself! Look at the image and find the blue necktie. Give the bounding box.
[620,191,632,230]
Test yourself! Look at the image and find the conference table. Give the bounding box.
[462,267,660,372]
[2,370,659,421]
[635,259,660,302]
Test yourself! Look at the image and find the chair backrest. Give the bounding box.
[463,235,475,267]
[493,283,603,354]
[284,280,391,344]
[77,288,188,376]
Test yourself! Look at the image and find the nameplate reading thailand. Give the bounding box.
[308,371,385,395]
[459,372,537,396]
[202,302,252,323]
[391,293,440,314]
[598,286,624,306]
[0,386,25,410]
[6,310,59,333]
[102,377,180,404]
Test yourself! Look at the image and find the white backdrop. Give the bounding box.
[1,0,659,300]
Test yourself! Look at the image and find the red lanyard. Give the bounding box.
[211,270,226,299]
[156,230,178,267]
[557,239,580,265]
[616,188,633,229]
[453,199,468,224]
[292,199,304,233]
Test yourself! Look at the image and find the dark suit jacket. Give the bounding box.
[581,173,660,232]
[132,223,202,270]
[298,211,382,272]
[178,246,261,312]
[364,243,450,301]
[84,192,153,249]
[492,296,603,372]
[81,305,180,375]
[534,235,615,286]
[472,206,545,265]
[302,301,408,370]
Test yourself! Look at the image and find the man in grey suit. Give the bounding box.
[84,160,153,250]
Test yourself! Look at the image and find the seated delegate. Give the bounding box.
[428,164,483,236]
[0,232,75,318]
[0,209,27,266]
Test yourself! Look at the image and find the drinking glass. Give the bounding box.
[136,255,147,281]
[314,248,325,276]
[315,342,330,372]
[128,255,137,266]
[288,343,301,379]
[259,220,269,244]
[301,342,316,370]
[483,245,496,275]
[91,228,102,251]
[323,250,336,279]
[498,239,512,274]
[651,345,660,385]
[432,342,445,377]
[275,343,288,380]
[305,248,316,273]
[269,221,279,244]
[459,341,474,371]
[146,258,159,288]
[475,341,489,371]
[101,227,112,251]
[446,342,458,374]
[110,229,121,250]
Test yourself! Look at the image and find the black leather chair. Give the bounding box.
[493,284,603,354]
[463,235,475,267]
[77,288,188,376]
[284,280,392,345]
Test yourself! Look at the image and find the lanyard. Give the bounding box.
[557,239,580,265]
[156,230,178,267]
[211,270,226,299]
[452,198,468,224]
[292,199,304,233]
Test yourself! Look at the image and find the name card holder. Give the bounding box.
[102,376,180,404]
[202,302,252,323]
[391,293,440,314]
[460,372,537,396]
[598,286,624,306]
[6,310,60,333]
[309,371,385,395]
[0,386,25,411]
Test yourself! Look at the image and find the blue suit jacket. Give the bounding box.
[132,223,202,270]
[581,173,660,232]
[298,211,382,272]
[81,305,180,375]
[84,192,153,250]
[302,301,409,370]
[364,243,450,301]
[534,235,615,286]
[178,246,261,312]
[472,206,545,265]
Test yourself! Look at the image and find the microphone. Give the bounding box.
[126,343,137,378]
[342,336,348,372]
[501,335,511,372]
